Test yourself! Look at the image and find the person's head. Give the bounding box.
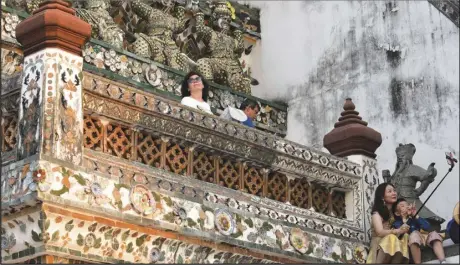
[371,183,398,221]
[392,198,409,217]
[211,1,232,32]
[239,99,260,120]
[181,71,209,101]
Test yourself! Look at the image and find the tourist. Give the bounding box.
[180,71,213,115]
[366,183,410,263]
[446,202,459,244]
[392,198,446,264]
[220,99,260,128]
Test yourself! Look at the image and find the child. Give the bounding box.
[392,198,446,264]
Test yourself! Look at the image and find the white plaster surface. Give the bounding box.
[243,0,459,228]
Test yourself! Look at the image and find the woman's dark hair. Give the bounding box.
[239,98,260,111]
[180,71,209,101]
[371,183,396,221]
[392,198,407,215]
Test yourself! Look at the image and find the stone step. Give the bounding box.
[422,243,460,263]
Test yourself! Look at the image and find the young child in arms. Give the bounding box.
[392,198,446,264]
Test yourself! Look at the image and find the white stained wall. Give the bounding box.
[244,0,460,227]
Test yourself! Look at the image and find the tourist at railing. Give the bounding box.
[367,183,410,263]
[180,71,213,115]
[221,99,260,128]
[391,198,446,264]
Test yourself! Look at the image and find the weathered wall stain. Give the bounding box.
[389,78,406,117]
[386,49,401,68]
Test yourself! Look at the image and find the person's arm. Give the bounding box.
[392,219,403,229]
[415,216,431,231]
[372,213,401,237]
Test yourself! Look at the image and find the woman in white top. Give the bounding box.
[180,71,213,115]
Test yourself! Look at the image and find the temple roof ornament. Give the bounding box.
[15,0,91,56]
[323,98,382,158]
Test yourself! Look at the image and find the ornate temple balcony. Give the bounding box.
[1,2,374,264]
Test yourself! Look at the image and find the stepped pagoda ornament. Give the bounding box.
[323,98,382,158]
[382,144,445,231]
[194,1,252,94]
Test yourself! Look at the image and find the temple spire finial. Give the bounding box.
[323,98,382,158]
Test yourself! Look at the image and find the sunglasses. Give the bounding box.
[187,76,202,83]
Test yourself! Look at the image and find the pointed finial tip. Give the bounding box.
[343,98,355,111]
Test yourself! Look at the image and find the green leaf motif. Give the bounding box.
[152,237,165,247]
[77,234,84,246]
[331,252,340,261]
[198,218,204,229]
[24,241,31,248]
[126,242,134,253]
[121,230,130,241]
[275,237,282,248]
[306,243,314,255]
[201,205,213,213]
[65,220,74,232]
[27,215,34,223]
[94,237,102,249]
[136,234,147,247]
[235,214,241,224]
[244,219,253,228]
[112,228,122,238]
[31,230,41,242]
[163,196,173,207]
[186,218,197,228]
[177,255,184,264]
[19,223,26,233]
[50,186,69,196]
[44,219,50,231]
[151,192,161,202]
[163,212,175,223]
[72,174,87,186]
[112,238,120,251]
[260,222,273,232]
[51,230,60,242]
[114,183,130,190]
[88,222,98,232]
[104,229,113,240]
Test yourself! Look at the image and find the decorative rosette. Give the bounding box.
[214,209,235,236]
[289,227,309,254]
[130,184,156,215]
[352,243,368,264]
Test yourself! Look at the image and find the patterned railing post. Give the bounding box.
[323,98,382,243]
[15,0,91,165]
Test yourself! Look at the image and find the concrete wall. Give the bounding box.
[245,0,459,227]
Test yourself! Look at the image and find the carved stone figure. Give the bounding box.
[194,1,252,94]
[75,0,125,49]
[129,0,195,72]
[5,0,44,13]
[382,143,445,231]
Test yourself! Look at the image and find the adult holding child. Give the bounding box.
[366,183,411,263]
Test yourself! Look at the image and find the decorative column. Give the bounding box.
[323,98,382,242]
[15,0,91,165]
